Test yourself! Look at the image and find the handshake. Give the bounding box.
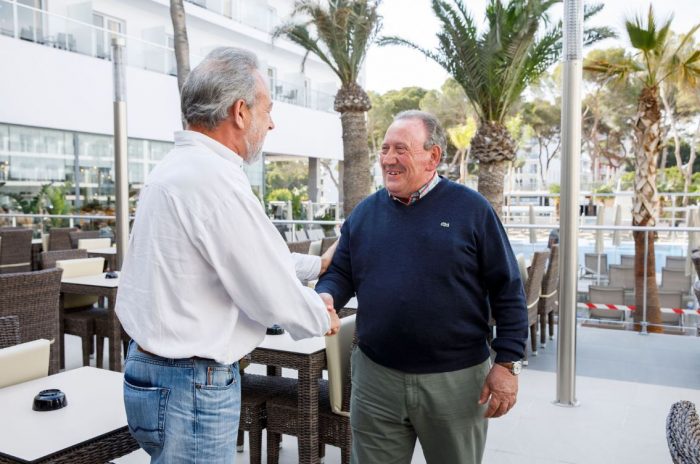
[319,292,340,337]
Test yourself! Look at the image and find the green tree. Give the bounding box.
[419,78,471,130]
[446,117,477,182]
[380,0,612,217]
[521,98,561,187]
[275,0,382,217]
[585,7,700,332]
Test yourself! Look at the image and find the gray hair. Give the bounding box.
[394,110,447,155]
[181,47,260,130]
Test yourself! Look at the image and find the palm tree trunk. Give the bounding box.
[335,83,372,217]
[170,0,190,128]
[340,111,371,217]
[632,85,662,333]
[471,122,517,219]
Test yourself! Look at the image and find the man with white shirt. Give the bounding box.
[116,47,340,463]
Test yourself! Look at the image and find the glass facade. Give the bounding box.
[0,123,265,205]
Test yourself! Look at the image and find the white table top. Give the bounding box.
[61,272,120,288]
[0,367,127,462]
[257,331,326,355]
[87,247,117,255]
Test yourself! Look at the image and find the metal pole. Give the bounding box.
[112,37,129,270]
[556,0,583,408]
[641,230,649,335]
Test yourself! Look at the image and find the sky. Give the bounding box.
[364,0,700,93]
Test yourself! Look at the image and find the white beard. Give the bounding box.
[244,120,264,165]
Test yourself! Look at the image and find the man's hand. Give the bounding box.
[319,293,340,336]
[319,240,338,275]
[478,363,518,418]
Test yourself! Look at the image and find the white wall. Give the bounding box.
[0,34,342,158]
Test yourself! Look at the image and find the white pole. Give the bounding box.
[556,0,583,407]
[112,37,129,270]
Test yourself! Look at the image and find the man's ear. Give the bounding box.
[229,99,248,130]
[428,145,442,170]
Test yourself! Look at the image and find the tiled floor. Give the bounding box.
[66,324,700,464]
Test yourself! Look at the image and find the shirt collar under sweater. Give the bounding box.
[389,172,441,205]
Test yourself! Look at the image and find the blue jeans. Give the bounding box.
[123,341,241,463]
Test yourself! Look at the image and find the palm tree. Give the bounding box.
[170,0,190,128]
[274,1,382,217]
[380,0,612,218]
[585,7,700,333]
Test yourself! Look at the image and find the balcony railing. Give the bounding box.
[0,0,337,112]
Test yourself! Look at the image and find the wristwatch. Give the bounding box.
[496,360,522,375]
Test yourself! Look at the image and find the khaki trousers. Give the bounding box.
[350,348,490,464]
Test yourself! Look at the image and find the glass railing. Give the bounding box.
[1,0,336,112]
[184,0,279,34]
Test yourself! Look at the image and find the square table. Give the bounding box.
[0,367,138,463]
[250,333,327,464]
[60,273,121,371]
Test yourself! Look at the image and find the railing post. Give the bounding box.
[112,37,129,270]
[12,0,18,39]
[641,229,649,335]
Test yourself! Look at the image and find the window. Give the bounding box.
[92,12,125,60]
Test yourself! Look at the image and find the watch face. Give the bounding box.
[512,361,522,375]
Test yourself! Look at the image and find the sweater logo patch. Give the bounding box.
[440,222,450,228]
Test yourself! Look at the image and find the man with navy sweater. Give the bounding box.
[315,110,528,463]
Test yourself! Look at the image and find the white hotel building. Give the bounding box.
[0,0,344,209]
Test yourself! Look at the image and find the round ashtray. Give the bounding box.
[33,389,67,412]
[266,324,285,335]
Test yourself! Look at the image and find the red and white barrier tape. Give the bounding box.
[578,302,700,315]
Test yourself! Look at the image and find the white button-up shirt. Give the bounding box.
[116,131,330,364]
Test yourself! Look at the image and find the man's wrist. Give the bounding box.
[495,360,522,375]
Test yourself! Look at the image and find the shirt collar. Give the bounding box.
[174,130,245,167]
[390,172,441,205]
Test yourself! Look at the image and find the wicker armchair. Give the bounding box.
[538,245,559,347]
[524,251,549,361]
[320,237,338,255]
[69,229,100,248]
[0,228,33,274]
[40,251,107,368]
[266,316,356,464]
[0,268,62,374]
[667,400,700,464]
[48,227,77,251]
[235,373,298,464]
[287,240,313,254]
[0,315,20,349]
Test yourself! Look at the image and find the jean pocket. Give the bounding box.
[123,379,170,452]
[197,366,237,391]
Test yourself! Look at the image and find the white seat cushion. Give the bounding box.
[0,339,51,388]
[56,257,105,278]
[77,238,112,250]
[325,315,356,417]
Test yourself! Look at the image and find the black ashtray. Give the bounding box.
[266,324,285,335]
[33,389,67,411]
[105,271,119,279]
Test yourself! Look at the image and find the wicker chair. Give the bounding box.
[666,255,688,271]
[0,315,20,349]
[287,240,312,254]
[588,286,626,321]
[48,227,77,251]
[661,267,691,293]
[667,400,700,464]
[266,316,356,464]
[538,245,559,346]
[320,237,338,255]
[235,373,298,464]
[524,251,549,360]
[0,268,62,374]
[69,229,101,248]
[620,254,635,267]
[0,228,33,274]
[40,251,107,368]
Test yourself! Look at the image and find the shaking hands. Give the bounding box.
[319,292,340,336]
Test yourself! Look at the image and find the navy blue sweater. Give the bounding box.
[315,179,527,374]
